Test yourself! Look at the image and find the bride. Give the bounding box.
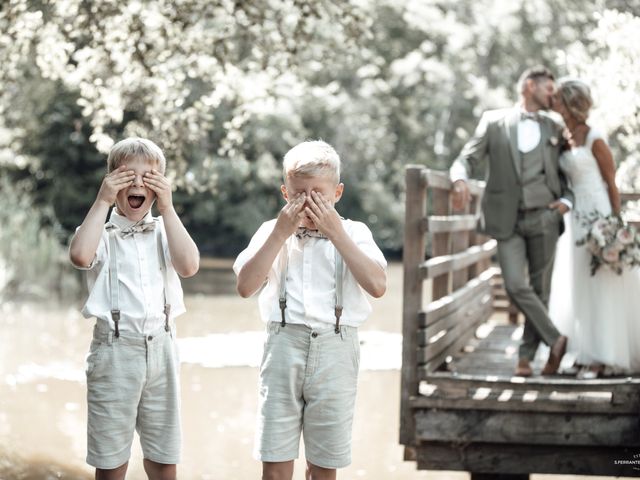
[547,77,640,376]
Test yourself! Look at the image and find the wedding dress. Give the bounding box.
[548,128,640,373]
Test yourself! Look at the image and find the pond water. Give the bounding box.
[0,263,623,479]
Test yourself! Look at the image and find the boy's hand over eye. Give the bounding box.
[97,165,135,206]
[305,192,343,240]
[274,193,306,240]
[143,170,173,213]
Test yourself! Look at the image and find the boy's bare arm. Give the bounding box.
[69,165,135,268]
[305,192,386,298]
[144,169,200,278]
[237,194,306,297]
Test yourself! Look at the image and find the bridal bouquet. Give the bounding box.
[576,212,640,275]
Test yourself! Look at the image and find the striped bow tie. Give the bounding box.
[295,227,327,240]
[107,220,156,238]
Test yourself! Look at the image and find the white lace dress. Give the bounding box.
[548,128,640,373]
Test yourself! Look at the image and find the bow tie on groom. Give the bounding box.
[520,111,540,122]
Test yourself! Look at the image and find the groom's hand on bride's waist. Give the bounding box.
[548,200,570,215]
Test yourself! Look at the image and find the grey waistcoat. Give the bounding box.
[519,141,555,210]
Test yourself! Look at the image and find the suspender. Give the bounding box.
[278,246,289,328]
[334,247,344,334]
[278,239,344,334]
[107,224,171,337]
[156,226,171,332]
[108,230,121,338]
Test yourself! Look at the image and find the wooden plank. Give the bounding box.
[428,214,478,233]
[471,474,528,480]
[419,293,491,356]
[449,323,518,354]
[410,387,640,414]
[421,371,640,392]
[421,301,493,372]
[415,409,640,446]
[420,286,492,345]
[399,165,428,447]
[419,267,498,326]
[420,240,497,279]
[414,442,640,477]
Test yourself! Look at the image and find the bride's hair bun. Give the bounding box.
[557,77,593,123]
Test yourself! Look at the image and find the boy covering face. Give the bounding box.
[69,137,199,480]
[234,140,386,480]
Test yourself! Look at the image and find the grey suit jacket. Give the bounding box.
[450,106,573,240]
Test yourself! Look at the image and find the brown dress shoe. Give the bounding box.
[515,358,533,377]
[541,335,568,375]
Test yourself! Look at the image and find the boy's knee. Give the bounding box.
[95,462,128,480]
[262,461,294,480]
[305,462,337,480]
[142,459,176,480]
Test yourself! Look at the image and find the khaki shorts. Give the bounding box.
[255,322,360,469]
[86,321,181,469]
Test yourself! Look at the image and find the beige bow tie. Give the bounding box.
[107,220,156,238]
[295,227,327,240]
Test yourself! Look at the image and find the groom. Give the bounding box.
[450,66,571,377]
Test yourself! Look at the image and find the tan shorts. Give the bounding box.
[255,322,360,469]
[86,321,181,469]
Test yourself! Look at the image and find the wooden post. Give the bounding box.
[399,165,427,448]
[451,200,470,290]
[468,194,480,279]
[431,188,450,300]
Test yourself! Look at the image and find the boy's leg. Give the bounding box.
[302,326,360,470]
[143,459,176,480]
[262,460,294,480]
[306,462,336,480]
[95,463,128,480]
[255,324,305,464]
[87,326,145,470]
[137,330,181,467]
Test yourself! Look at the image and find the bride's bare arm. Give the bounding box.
[592,139,621,215]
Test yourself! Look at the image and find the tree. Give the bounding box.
[1,0,639,260]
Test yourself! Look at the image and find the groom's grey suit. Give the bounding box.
[451,106,573,360]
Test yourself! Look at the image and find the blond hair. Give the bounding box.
[557,78,593,123]
[282,140,340,184]
[107,137,166,173]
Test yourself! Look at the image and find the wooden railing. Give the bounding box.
[399,166,640,477]
[399,165,496,448]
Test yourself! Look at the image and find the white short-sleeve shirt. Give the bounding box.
[72,210,186,333]
[233,219,387,329]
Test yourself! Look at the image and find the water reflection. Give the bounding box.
[177,330,401,370]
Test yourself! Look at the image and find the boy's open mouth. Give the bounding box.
[128,195,145,209]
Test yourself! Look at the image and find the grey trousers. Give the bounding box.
[497,208,563,360]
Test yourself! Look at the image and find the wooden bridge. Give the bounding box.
[399,165,640,479]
